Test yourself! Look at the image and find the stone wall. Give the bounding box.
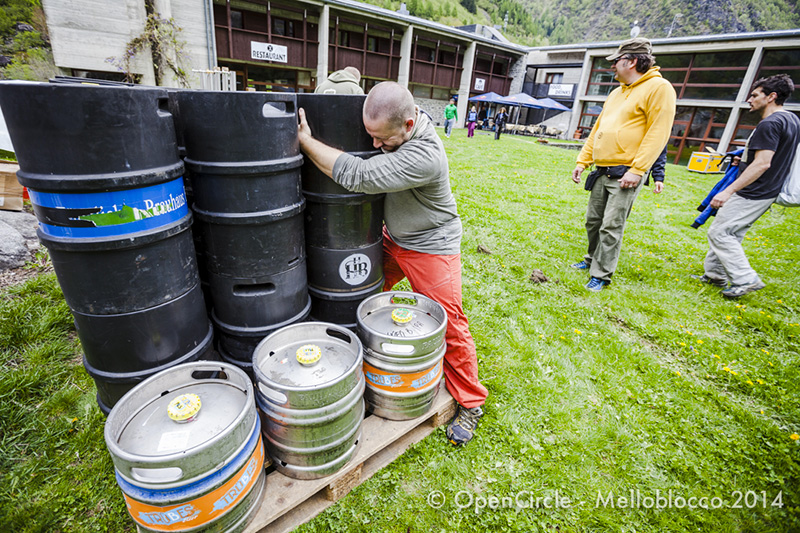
[415,97,452,128]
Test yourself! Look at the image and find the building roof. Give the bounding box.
[320,0,528,54]
[528,28,800,53]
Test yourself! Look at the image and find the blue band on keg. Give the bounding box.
[115,416,261,505]
[29,178,188,238]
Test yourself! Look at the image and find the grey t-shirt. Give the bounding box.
[331,110,462,255]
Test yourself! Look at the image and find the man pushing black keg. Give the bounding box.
[298,81,488,446]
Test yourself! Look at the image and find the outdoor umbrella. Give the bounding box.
[495,92,542,127]
[537,97,570,111]
[467,91,505,103]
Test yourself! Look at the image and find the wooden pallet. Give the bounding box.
[244,386,456,533]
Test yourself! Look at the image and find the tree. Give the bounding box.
[460,0,477,15]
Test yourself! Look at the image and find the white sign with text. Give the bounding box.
[251,42,288,63]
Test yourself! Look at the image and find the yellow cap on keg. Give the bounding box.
[391,307,413,326]
[296,344,322,366]
[167,393,201,422]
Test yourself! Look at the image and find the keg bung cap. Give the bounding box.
[391,307,414,326]
[296,344,322,366]
[167,393,202,423]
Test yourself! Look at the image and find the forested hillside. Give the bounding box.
[367,0,800,46]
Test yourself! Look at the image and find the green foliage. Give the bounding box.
[295,128,800,532]
[0,0,55,82]
[461,0,477,14]
[0,0,38,38]
[0,47,57,81]
[0,275,130,532]
[106,13,190,87]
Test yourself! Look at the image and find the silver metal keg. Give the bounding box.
[356,291,447,420]
[104,362,265,533]
[253,322,364,480]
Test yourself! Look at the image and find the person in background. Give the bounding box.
[297,82,488,446]
[570,37,676,291]
[444,98,458,138]
[314,66,364,94]
[494,107,508,140]
[467,105,478,138]
[692,74,800,298]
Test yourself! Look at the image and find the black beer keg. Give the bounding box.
[173,90,310,372]
[0,82,213,413]
[296,94,385,329]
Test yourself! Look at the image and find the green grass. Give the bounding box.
[1,127,799,532]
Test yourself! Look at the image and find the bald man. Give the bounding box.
[298,81,488,446]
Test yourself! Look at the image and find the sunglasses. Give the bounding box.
[610,56,631,66]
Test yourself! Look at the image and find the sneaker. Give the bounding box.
[586,277,610,292]
[570,260,589,270]
[690,274,728,288]
[447,405,483,446]
[722,279,766,298]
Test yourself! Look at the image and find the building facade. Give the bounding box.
[41,0,527,125]
[533,30,800,165]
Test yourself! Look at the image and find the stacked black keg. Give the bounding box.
[296,94,385,328]
[0,83,214,413]
[173,91,311,378]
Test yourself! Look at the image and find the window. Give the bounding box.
[578,102,603,129]
[668,106,730,165]
[367,36,377,52]
[411,84,432,98]
[272,18,294,38]
[338,31,350,47]
[492,60,508,76]
[586,57,617,96]
[659,51,751,101]
[417,45,435,63]
[756,48,800,102]
[231,10,243,29]
[545,72,564,84]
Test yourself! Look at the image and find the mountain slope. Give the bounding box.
[367,0,800,46]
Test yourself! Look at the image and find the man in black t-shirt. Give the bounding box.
[693,74,800,298]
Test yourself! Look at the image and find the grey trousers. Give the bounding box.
[704,193,775,286]
[584,175,643,281]
[444,118,455,136]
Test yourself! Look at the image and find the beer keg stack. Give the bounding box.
[0,82,214,414]
[295,94,385,329]
[0,84,454,528]
[173,90,311,378]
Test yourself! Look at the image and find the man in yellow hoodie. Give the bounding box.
[570,37,676,291]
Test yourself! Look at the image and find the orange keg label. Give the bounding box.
[123,434,265,531]
[363,360,442,393]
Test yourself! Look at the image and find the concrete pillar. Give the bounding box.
[397,25,414,88]
[316,5,330,85]
[717,45,764,153]
[567,51,596,137]
[456,42,477,128]
[152,0,181,88]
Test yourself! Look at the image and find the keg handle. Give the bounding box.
[389,294,418,306]
[262,100,295,117]
[257,383,288,405]
[380,342,416,356]
[130,466,184,484]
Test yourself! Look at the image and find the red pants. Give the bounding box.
[382,228,488,408]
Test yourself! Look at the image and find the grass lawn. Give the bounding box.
[2,127,799,532]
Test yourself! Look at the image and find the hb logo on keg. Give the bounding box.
[339,253,372,286]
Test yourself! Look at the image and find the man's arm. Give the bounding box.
[297,107,344,178]
[709,149,774,208]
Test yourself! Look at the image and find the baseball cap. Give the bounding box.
[606,37,652,61]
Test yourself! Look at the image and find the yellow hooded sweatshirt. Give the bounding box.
[577,67,676,176]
